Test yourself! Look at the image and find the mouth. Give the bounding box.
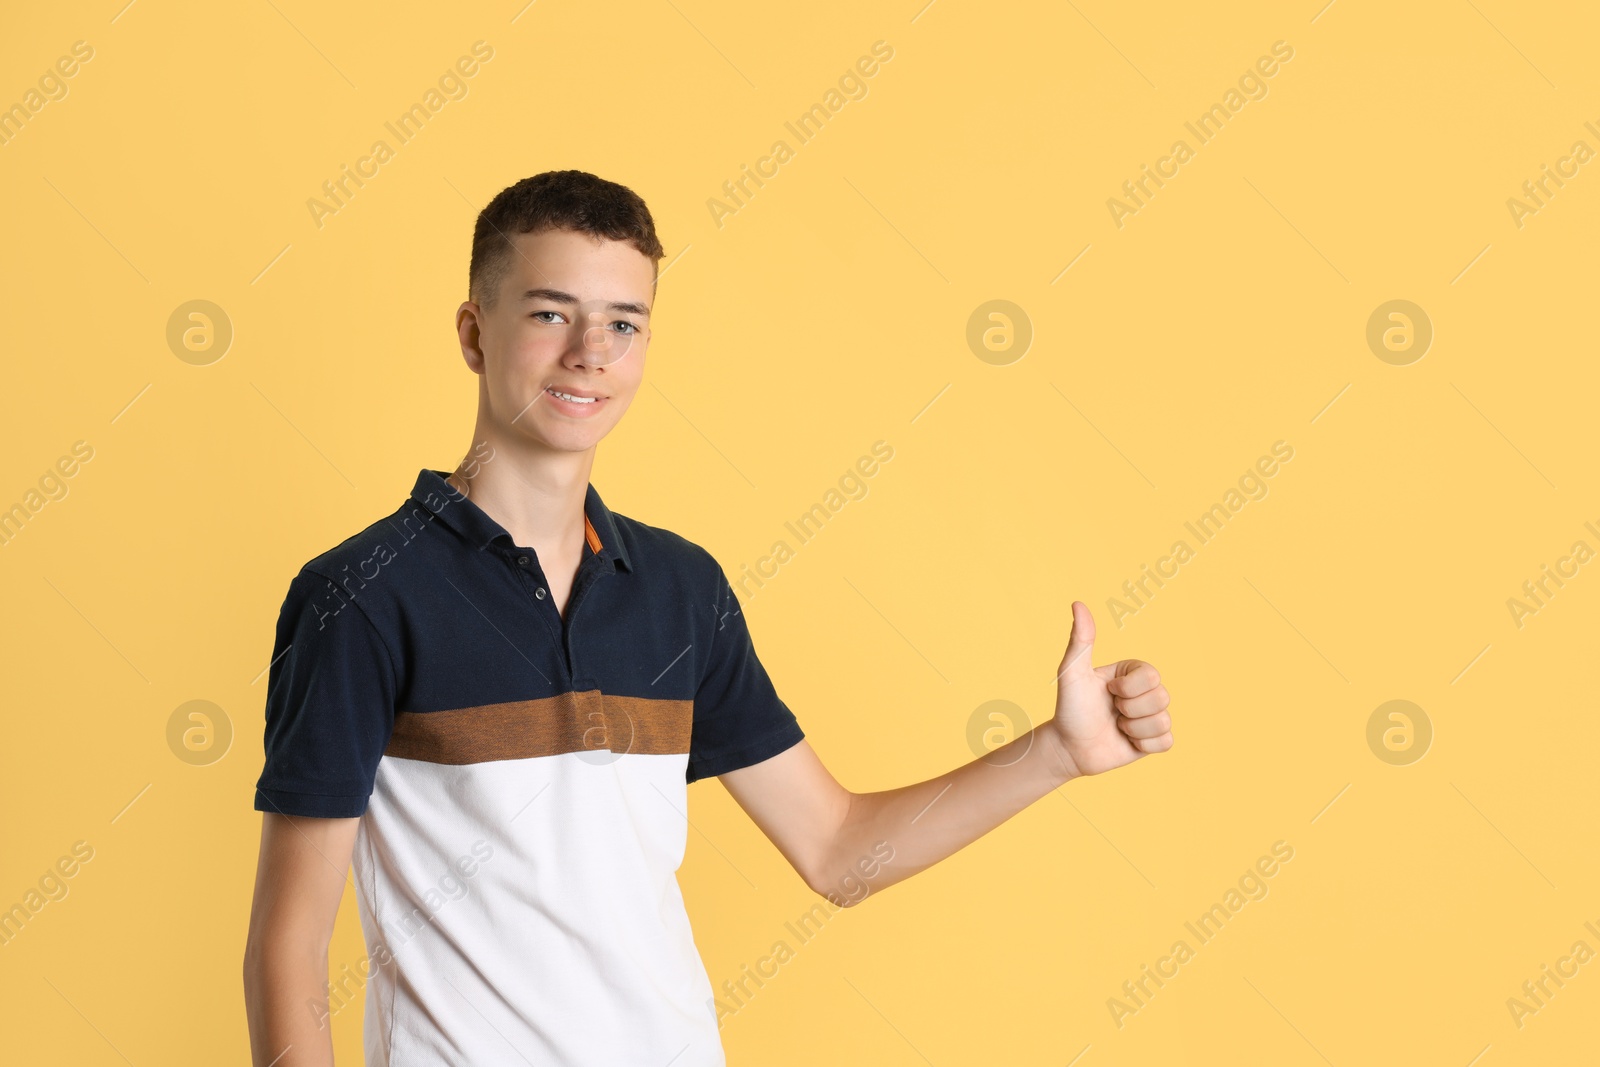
[543,385,608,415]
[547,388,600,404]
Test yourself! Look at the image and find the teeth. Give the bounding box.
[548,389,597,404]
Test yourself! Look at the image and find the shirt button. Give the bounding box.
[535,587,547,599]
[517,556,530,566]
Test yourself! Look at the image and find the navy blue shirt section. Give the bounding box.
[256,571,398,818]
[254,469,804,817]
[687,563,806,783]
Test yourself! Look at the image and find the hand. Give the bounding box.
[1045,601,1174,779]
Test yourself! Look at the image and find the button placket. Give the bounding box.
[517,556,544,596]
[562,555,612,679]
[510,551,561,646]
[506,546,609,678]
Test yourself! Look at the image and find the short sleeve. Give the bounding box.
[686,561,804,782]
[253,568,398,818]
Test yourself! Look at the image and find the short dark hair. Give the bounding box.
[468,170,665,310]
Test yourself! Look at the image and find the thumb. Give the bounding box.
[1057,600,1097,682]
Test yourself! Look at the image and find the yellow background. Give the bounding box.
[2,0,1597,1063]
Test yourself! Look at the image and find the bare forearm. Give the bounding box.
[243,944,336,1067]
[811,725,1075,905]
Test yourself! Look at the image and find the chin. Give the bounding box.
[528,423,607,452]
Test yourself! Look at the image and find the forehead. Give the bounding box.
[502,228,655,300]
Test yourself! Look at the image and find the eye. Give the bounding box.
[531,310,565,324]
[612,321,639,336]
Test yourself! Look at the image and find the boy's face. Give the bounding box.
[459,227,654,454]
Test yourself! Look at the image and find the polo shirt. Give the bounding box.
[253,468,805,1065]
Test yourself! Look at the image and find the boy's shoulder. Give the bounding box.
[300,512,406,577]
[603,504,723,580]
[281,495,444,609]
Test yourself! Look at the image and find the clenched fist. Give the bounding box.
[1046,600,1173,778]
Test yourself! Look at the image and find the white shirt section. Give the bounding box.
[352,750,726,1066]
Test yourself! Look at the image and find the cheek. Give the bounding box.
[606,341,647,389]
[488,335,561,383]
[513,331,568,363]
[605,377,641,414]
[596,375,642,423]
[617,362,647,401]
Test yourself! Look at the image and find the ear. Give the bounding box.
[456,301,487,373]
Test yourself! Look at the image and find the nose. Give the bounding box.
[581,312,613,357]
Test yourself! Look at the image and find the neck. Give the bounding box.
[447,428,596,554]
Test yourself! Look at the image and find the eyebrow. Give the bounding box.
[518,287,651,317]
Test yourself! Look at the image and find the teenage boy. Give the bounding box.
[243,170,1174,1066]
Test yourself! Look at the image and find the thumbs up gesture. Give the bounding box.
[1047,601,1173,778]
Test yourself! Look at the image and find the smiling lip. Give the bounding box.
[543,385,608,416]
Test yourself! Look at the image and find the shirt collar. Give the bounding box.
[408,469,632,572]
